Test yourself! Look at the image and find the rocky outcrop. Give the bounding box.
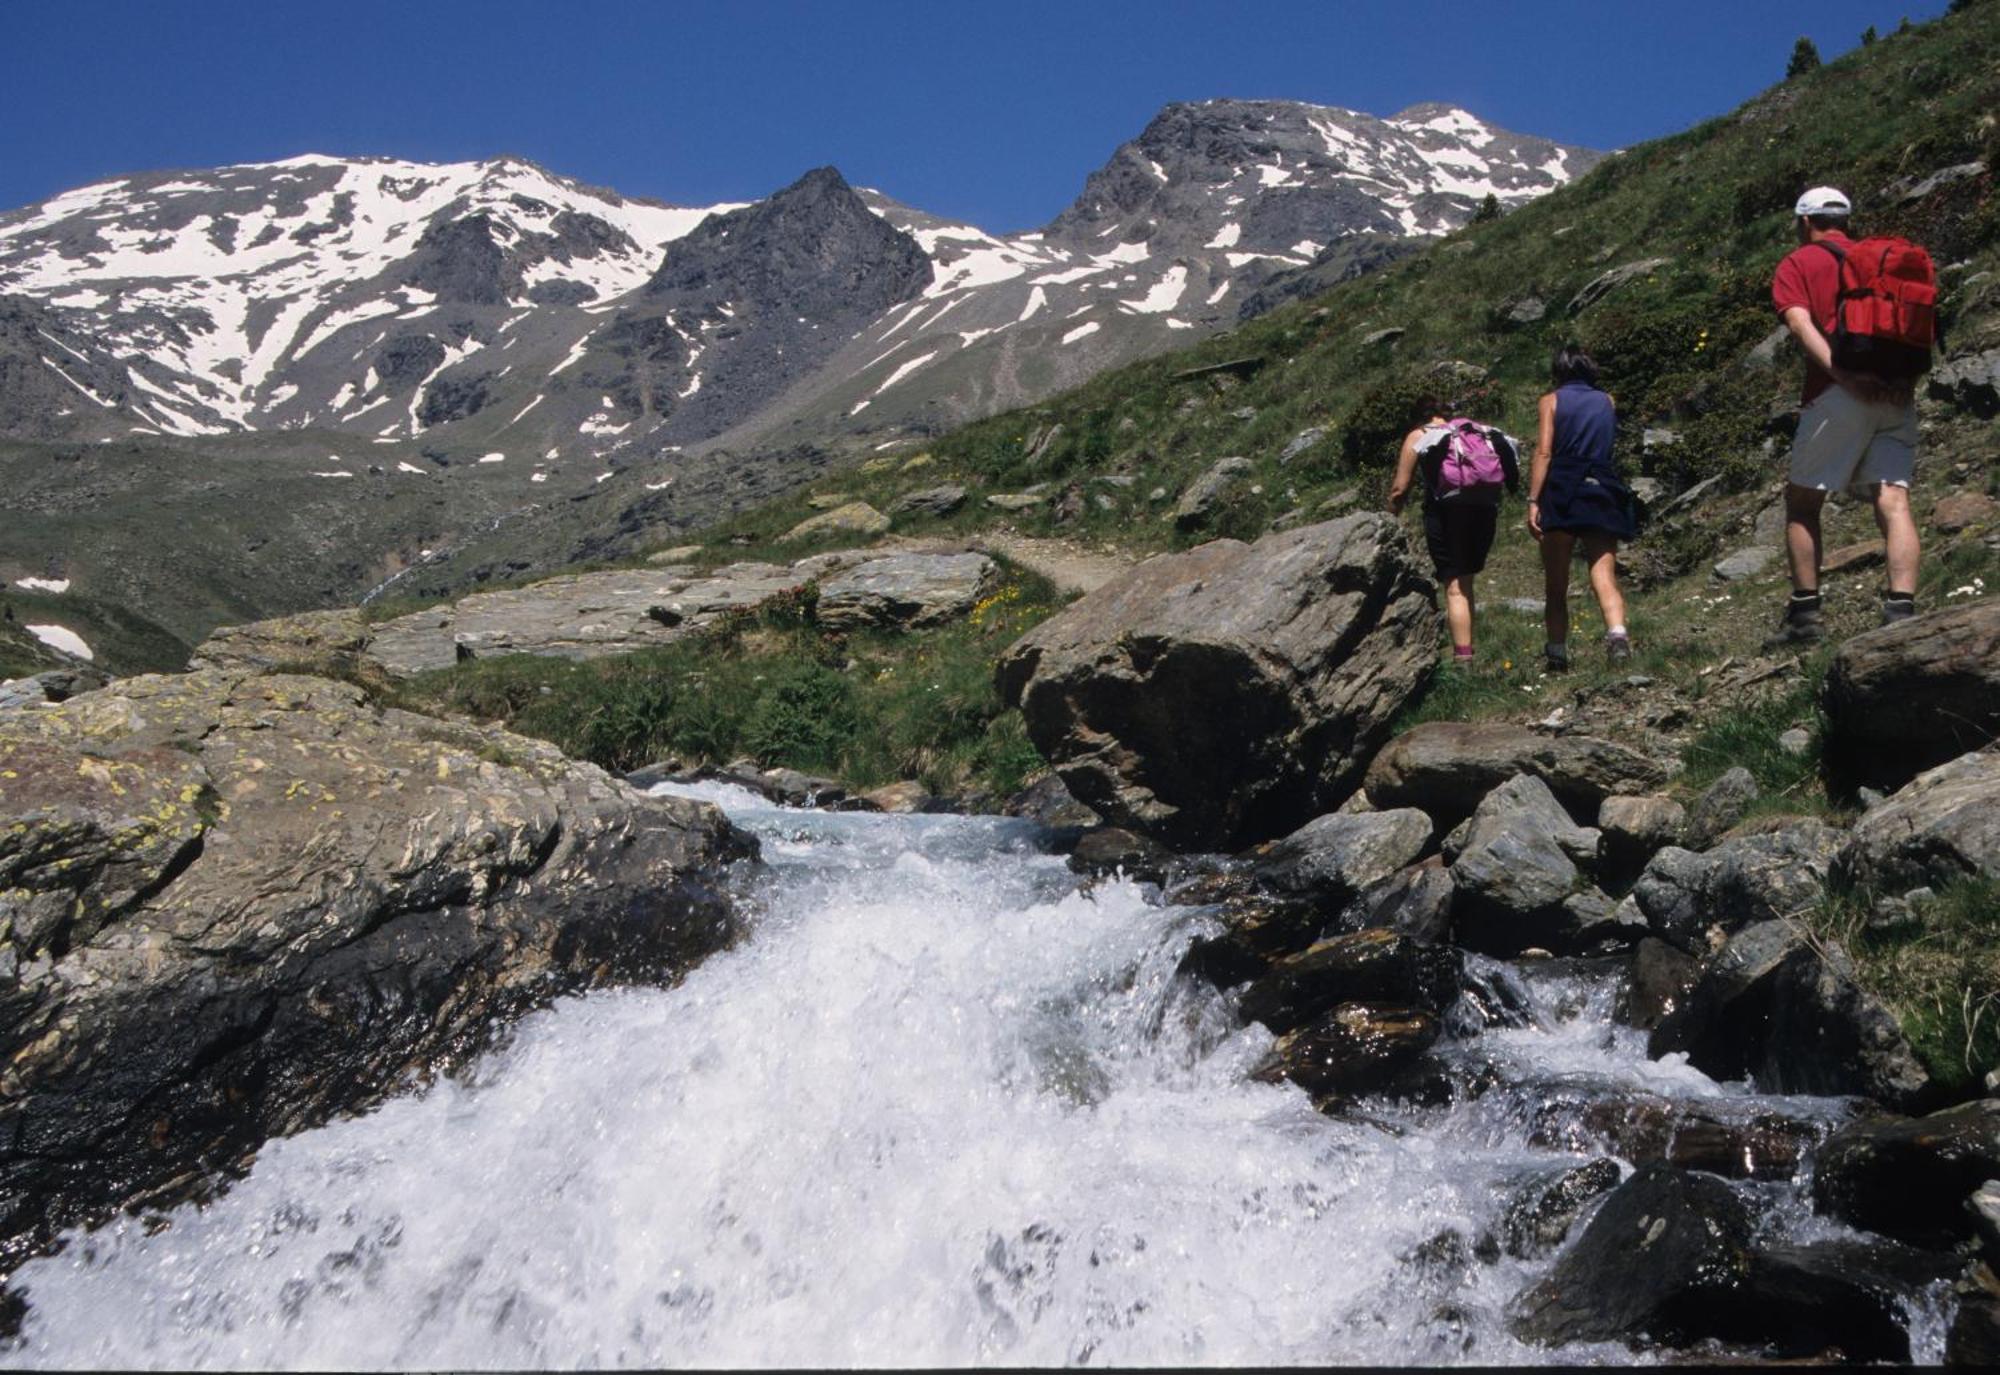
[814,552,996,631]
[1821,601,2000,794]
[204,548,1006,678]
[0,669,754,1266]
[1928,347,2000,418]
[1838,748,2000,892]
[1363,721,1667,828]
[995,514,1439,851]
[1649,920,1934,1109]
[780,501,891,545]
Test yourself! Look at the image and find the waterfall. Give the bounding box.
[1,784,1938,1368]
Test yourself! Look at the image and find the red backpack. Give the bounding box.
[1812,236,1938,378]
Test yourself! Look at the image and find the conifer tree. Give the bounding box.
[1861,23,1877,44]
[1787,35,1822,78]
[1471,193,1501,224]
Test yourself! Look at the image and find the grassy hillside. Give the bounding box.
[698,3,1998,560]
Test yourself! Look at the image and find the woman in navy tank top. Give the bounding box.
[1528,344,1635,670]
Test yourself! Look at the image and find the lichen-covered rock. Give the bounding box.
[0,669,755,1267]
[186,607,374,677]
[1838,748,2000,892]
[814,552,996,630]
[779,500,891,544]
[1364,720,1667,829]
[996,515,1438,850]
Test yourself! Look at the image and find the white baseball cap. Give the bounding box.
[1794,186,1852,217]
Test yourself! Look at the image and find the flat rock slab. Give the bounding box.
[1365,720,1667,828]
[815,553,997,631]
[996,514,1439,851]
[209,548,997,679]
[0,669,753,1266]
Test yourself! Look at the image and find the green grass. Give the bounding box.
[393,563,1064,798]
[1809,877,2000,1098]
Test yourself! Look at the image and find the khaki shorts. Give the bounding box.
[1788,388,1918,492]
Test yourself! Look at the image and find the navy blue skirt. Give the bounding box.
[1540,464,1635,540]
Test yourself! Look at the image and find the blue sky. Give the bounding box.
[6,1,1950,231]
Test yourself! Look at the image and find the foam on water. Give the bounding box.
[1,788,1899,1367]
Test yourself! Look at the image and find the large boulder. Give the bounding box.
[1822,601,2000,793]
[1811,1100,2000,1247]
[779,500,891,544]
[1363,721,1667,829]
[995,515,1439,850]
[0,670,754,1267]
[1649,920,1934,1109]
[813,552,997,630]
[1838,748,2000,892]
[1508,1164,1751,1348]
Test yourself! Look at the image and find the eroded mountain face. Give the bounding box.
[0,102,1596,668]
[0,101,1595,463]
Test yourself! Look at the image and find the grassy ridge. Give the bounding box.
[393,562,1062,798]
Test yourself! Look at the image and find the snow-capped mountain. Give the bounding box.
[0,100,1597,466]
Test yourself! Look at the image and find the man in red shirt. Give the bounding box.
[1767,186,1921,645]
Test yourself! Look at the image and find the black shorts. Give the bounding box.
[1423,500,1498,580]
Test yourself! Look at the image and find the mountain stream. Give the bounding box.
[2,784,1950,1367]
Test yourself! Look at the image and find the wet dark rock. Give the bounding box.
[1684,766,1759,849]
[1448,960,1537,1034]
[1528,1090,1820,1182]
[1508,1164,1751,1347]
[1496,1159,1622,1259]
[996,514,1439,851]
[0,670,754,1268]
[1651,920,1932,1108]
[1839,748,2000,892]
[1256,1002,1441,1099]
[1335,861,1455,944]
[1822,601,2000,794]
[1950,1291,2000,1367]
[1236,929,1462,1035]
[1812,1100,2000,1247]
[1722,1239,1963,1362]
[1363,720,1667,829]
[1621,936,1699,1032]
[1178,894,1329,989]
[1066,827,1173,885]
[1240,808,1432,906]
[1002,773,1102,830]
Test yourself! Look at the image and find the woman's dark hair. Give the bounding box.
[1551,343,1600,388]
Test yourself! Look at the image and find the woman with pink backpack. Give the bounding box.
[1387,399,1520,664]
[1528,344,1636,670]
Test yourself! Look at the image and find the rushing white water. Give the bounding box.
[1,785,1929,1367]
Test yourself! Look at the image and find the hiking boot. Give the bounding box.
[1881,594,1917,627]
[1605,632,1632,664]
[1544,642,1570,673]
[1764,592,1824,648]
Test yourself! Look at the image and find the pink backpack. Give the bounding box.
[1433,418,1507,503]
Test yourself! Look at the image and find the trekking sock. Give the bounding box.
[1790,590,1823,609]
[1452,645,1475,660]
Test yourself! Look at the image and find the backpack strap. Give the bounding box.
[1808,239,1847,266]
